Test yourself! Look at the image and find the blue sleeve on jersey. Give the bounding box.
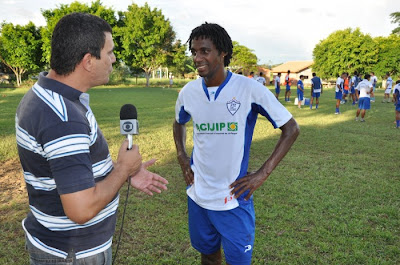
[251,103,278,128]
[178,106,191,124]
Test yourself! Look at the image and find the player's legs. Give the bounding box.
[201,251,222,265]
[188,197,222,264]
[396,108,400,128]
[208,201,255,265]
[335,91,342,114]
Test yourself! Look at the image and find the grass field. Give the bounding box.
[0,79,399,264]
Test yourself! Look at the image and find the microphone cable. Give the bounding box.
[112,177,131,265]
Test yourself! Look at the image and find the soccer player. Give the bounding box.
[383,72,393,103]
[349,71,358,105]
[284,70,291,102]
[342,72,349,104]
[297,75,305,109]
[173,22,299,265]
[355,74,373,122]
[256,72,266,86]
[393,80,400,128]
[310,72,322,109]
[335,73,346,114]
[370,72,377,102]
[275,73,281,99]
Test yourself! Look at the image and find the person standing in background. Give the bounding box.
[256,72,266,86]
[355,74,373,122]
[383,72,393,103]
[285,70,291,102]
[275,73,281,99]
[310,72,322,109]
[297,75,305,109]
[370,72,377,102]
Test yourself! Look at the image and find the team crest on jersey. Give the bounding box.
[226,98,240,116]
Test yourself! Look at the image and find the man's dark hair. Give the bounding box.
[259,72,263,76]
[312,72,316,77]
[364,74,371,80]
[188,22,233,67]
[50,12,112,75]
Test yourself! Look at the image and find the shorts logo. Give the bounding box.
[244,245,252,253]
[226,98,240,116]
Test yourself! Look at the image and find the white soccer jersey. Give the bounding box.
[356,79,373,98]
[336,77,343,92]
[175,72,292,211]
[275,76,280,88]
[256,76,266,85]
[387,77,393,89]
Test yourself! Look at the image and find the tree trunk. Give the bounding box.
[145,71,150,87]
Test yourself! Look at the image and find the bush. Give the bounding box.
[109,64,131,85]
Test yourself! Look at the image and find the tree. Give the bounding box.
[373,35,400,78]
[229,41,258,73]
[0,22,43,86]
[115,3,175,87]
[166,40,192,78]
[390,12,400,35]
[312,28,377,79]
[41,0,117,65]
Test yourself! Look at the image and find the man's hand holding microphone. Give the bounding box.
[118,104,168,195]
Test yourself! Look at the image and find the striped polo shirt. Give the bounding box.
[16,72,118,259]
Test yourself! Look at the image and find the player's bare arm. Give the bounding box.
[230,117,300,200]
[173,120,194,185]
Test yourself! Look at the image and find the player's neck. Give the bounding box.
[204,69,227,87]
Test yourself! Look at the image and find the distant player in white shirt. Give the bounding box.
[335,72,346,114]
[256,72,266,86]
[355,74,373,122]
[173,22,299,265]
[383,72,393,103]
[275,73,281,99]
[370,72,377,102]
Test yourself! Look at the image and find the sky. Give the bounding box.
[0,0,399,65]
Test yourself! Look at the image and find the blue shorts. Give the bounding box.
[343,89,349,95]
[335,91,343,100]
[275,87,280,94]
[350,87,355,94]
[358,97,371,110]
[395,104,400,112]
[297,91,304,101]
[188,197,255,265]
[286,85,291,91]
[312,92,321,98]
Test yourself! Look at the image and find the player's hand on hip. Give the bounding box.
[130,159,168,195]
[230,171,268,201]
[177,155,194,186]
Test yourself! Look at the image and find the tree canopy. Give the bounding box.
[373,34,400,77]
[40,0,118,64]
[0,22,43,86]
[312,28,378,79]
[390,12,400,35]
[230,41,258,73]
[115,2,175,86]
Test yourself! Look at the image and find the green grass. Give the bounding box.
[0,82,399,264]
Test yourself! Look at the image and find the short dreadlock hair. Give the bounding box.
[188,22,233,67]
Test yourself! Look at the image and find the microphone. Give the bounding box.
[120,104,139,150]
